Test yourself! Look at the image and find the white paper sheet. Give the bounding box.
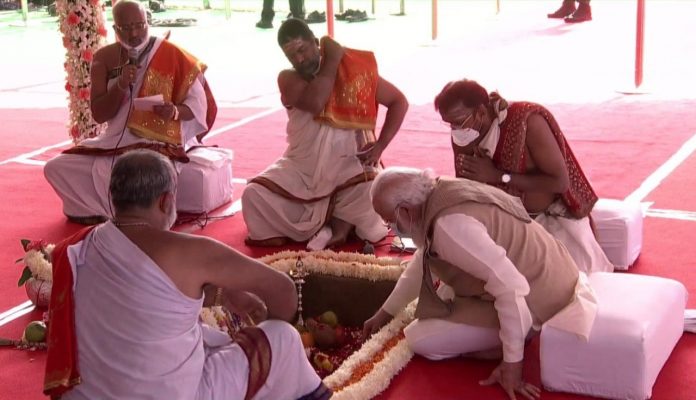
[133,94,164,111]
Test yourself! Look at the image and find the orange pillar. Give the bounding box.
[635,0,645,87]
[327,0,335,38]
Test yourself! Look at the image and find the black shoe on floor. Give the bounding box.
[255,19,273,29]
[286,12,305,21]
[335,9,356,21]
[346,10,367,23]
[306,10,326,24]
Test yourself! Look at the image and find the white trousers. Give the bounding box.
[404,318,502,361]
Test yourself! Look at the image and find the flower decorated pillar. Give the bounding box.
[56,0,108,143]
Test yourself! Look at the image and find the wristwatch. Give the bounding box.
[501,173,511,184]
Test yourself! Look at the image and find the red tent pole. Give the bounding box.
[635,0,645,87]
[327,0,335,38]
[432,0,438,40]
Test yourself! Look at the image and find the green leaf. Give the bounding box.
[17,266,33,287]
[20,239,31,252]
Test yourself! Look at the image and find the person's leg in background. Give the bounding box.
[547,0,576,19]
[256,0,275,29]
[565,0,591,23]
[547,0,591,23]
[289,0,305,20]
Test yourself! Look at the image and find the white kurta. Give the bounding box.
[62,222,321,400]
[382,214,597,363]
[535,201,614,274]
[44,37,209,219]
[242,108,387,243]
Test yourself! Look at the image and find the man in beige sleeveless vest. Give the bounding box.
[363,167,597,400]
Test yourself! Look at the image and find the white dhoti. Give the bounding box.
[198,320,322,400]
[64,222,322,400]
[44,37,209,219]
[242,108,387,243]
[535,202,614,274]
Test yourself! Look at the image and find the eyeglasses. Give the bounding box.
[114,21,147,32]
[440,113,474,130]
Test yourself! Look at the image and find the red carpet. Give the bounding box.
[1,99,696,400]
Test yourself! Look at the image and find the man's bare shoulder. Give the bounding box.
[525,112,554,137]
[93,43,121,67]
[278,68,307,107]
[161,229,223,251]
[94,43,119,59]
[278,68,302,87]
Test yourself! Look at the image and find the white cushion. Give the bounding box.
[591,199,644,270]
[541,272,687,400]
[176,147,234,213]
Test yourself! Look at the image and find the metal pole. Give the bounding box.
[224,0,231,20]
[21,0,29,25]
[399,0,405,15]
[635,0,645,88]
[339,0,344,13]
[432,0,438,40]
[496,0,500,15]
[371,0,375,15]
[327,0,334,38]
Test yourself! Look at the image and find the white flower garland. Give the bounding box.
[261,250,416,398]
[259,250,405,282]
[56,0,107,142]
[23,245,55,282]
[199,306,233,334]
[325,302,416,397]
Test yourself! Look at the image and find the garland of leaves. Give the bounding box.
[56,0,108,142]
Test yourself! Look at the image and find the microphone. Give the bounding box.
[128,48,138,66]
[127,48,138,90]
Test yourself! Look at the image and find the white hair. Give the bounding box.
[371,167,437,211]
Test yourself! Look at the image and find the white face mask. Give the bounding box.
[451,127,480,147]
[390,205,413,237]
[119,34,150,53]
[389,222,401,236]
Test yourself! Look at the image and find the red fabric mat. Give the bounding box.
[1,100,696,399]
[0,310,47,400]
[0,109,69,162]
[645,150,696,211]
[0,164,84,311]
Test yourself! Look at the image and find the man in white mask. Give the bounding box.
[363,167,597,400]
[433,79,613,275]
[44,0,217,225]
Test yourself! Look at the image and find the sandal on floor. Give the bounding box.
[335,9,356,21]
[306,10,326,24]
[346,10,368,23]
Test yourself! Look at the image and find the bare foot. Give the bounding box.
[307,226,333,250]
[325,217,353,248]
